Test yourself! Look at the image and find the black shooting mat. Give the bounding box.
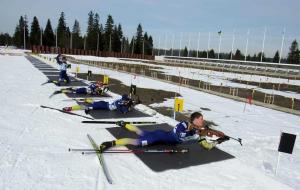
[47,75,88,86]
[25,56,87,87]
[42,71,60,75]
[106,123,235,172]
[77,101,150,119]
[35,66,56,69]
[39,68,59,71]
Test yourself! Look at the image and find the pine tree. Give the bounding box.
[234,49,243,60]
[30,16,41,46]
[86,11,94,50]
[134,24,143,54]
[104,15,114,51]
[183,46,188,57]
[143,32,149,55]
[228,51,232,59]
[208,49,215,58]
[98,24,104,51]
[251,54,257,61]
[13,24,21,47]
[93,13,101,51]
[56,12,68,48]
[246,54,251,61]
[43,19,55,47]
[147,35,153,55]
[0,33,12,46]
[273,50,280,63]
[71,20,83,49]
[130,37,135,54]
[111,24,122,52]
[257,52,266,62]
[13,16,29,48]
[122,37,130,53]
[287,40,300,64]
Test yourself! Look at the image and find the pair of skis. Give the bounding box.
[84,134,189,184]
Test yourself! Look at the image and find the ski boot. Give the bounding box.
[63,107,72,112]
[100,141,116,152]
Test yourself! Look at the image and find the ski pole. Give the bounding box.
[69,148,143,152]
[82,149,189,154]
[227,136,243,146]
[69,148,96,152]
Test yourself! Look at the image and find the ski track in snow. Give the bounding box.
[0,52,299,190]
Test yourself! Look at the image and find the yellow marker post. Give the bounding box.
[174,97,184,120]
[103,75,109,84]
[76,66,80,73]
[75,66,80,78]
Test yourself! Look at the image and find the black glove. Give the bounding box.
[116,120,126,128]
[84,107,91,115]
[216,136,230,144]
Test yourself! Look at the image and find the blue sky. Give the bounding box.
[0,0,299,56]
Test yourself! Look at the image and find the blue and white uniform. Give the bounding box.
[136,121,199,146]
[56,54,70,84]
[75,83,100,95]
[90,95,132,114]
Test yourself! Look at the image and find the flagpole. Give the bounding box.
[164,32,168,56]
[245,29,250,61]
[197,32,201,58]
[207,32,210,58]
[179,32,182,57]
[231,29,235,60]
[171,34,175,56]
[261,27,267,62]
[158,35,161,56]
[218,31,222,59]
[188,33,191,57]
[279,28,286,64]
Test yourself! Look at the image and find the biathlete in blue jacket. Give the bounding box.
[51,82,108,97]
[56,54,71,85]
[63,94,139,114]
[100,112,230,152]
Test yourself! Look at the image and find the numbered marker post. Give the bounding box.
[103,75,109,85]
[75,66,80,77]
[174,97,184,120]
[275,132,297,175]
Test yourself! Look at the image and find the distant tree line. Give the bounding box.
[1,12,300,64]
[155,40,300,64]
[1,12,153,55]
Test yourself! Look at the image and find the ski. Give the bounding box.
[81,120,156,125]
[87,134,113,184]
[40,105,94,120]
[49,90,63,98]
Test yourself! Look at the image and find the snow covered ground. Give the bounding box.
[41,54,300,100]
[0,46,31,55]
[1,52,299,190]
